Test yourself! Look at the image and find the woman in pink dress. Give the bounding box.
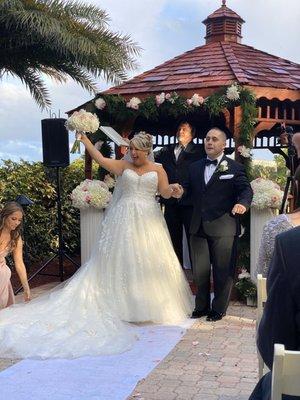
[0,202,31,308]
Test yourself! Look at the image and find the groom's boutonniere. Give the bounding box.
[217,160,229,173]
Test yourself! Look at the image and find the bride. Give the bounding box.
[0,132,193,359]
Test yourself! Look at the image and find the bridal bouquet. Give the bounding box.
[70,179,112,210]
[251,178,283,210]
[65,109,100,153]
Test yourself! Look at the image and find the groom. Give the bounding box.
[184,128,253,321]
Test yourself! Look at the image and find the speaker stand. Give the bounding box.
[15,167,80,294]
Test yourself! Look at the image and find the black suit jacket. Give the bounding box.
[185,156,253,236]
[155,142,204,206]
[257,226,300,369]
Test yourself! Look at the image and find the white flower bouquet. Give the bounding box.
[65,109,100,153]
[251,178,284,210]
[70,179,112,210]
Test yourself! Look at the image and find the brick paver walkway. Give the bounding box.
[127,304,257,400]
[0,284,258,400]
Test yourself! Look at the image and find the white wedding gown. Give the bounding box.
[0,168,193,359]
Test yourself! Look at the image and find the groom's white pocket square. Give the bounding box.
[219,174,234,180]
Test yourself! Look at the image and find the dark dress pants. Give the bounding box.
[164,204,193,267]
[190,233,237,314]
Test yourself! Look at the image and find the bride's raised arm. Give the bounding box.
[77,133,126,176]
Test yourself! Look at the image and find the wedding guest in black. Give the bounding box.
[249,226,300,400]
[155,122,204,266]
[183,128,253,321]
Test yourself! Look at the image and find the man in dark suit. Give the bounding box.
[155,122,204,266]
[184,127,253,321]
[249,226,300,400]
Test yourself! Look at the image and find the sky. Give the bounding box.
[0,0,299,163]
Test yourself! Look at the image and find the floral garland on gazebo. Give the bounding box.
[90,83,257,169]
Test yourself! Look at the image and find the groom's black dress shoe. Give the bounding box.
[191,309,210,319]
[206,310,225,322]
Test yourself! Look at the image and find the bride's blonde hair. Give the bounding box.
[130,132,153,154]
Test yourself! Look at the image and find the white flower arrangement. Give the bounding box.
[217,160,229,172]
[126,97,141,110]
[237,145,252,158]
[65,109,100,153]
[187,93,205,107]
[156,92,165,106]
[238,268,251,280]
[95,97,106,110]
[226,84,240,101]
[70,179,112,210]
[251,178,284,210]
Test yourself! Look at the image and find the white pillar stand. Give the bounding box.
[250,208,275,282]
[80,208,104,265]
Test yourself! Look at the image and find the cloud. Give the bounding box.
[0,0,299,162]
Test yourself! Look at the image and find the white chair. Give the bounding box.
[272,343,300,400]
[257,274,269,378]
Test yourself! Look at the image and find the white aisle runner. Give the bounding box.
[0,320,193,400]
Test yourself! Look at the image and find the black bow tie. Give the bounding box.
[205,159,218,166]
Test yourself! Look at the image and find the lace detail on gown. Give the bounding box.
[256,214,294,277]
[0,168,193,359]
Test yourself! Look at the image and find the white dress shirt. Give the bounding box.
[204,153,224,185]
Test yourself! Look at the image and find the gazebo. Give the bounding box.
[71,0,300,176]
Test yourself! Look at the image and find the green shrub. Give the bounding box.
[0,158,93,264]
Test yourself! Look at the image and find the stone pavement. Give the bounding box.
[0,284,258,400]
[127,304,257,400]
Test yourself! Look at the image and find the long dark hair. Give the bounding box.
[0,201,24,250]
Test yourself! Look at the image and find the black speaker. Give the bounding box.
[41,118,70,167]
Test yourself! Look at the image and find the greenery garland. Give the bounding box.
[87,83,257,154]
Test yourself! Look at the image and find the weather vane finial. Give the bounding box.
[222,0,226,6]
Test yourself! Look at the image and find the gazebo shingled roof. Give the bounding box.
[103,41,300,96]
[102,0,300,97]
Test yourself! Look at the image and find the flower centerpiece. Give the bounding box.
[65,109,100,153]
[235,268,257,305]
[70,179,112,210]
[251,178,284,210]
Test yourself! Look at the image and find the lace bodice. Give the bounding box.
[119,169,158,200]
[256,214,294,277]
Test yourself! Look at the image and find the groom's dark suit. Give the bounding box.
[155,142,204,265]
[185,155,253,315]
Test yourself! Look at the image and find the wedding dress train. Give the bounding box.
[0,168,192,359]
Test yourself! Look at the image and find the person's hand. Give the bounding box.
[76,131,87,142]
[232,203,246,215]
[23,287,31,302]
[170,183,184,198]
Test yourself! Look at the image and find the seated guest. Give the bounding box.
[250,226,300,400]
[256,208,300,277]
[0,202,31,308]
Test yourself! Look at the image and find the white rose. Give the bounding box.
[95,98,106,110]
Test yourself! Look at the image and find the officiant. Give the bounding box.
[155,122,204,267]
